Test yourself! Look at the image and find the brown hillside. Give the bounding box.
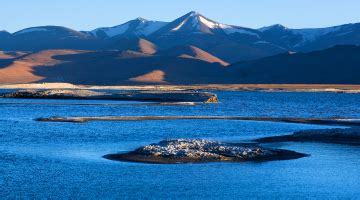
[157,45,229,66]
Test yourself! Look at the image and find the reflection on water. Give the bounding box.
[1,91,360,198]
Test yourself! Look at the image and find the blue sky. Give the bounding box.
[1,0,359,32]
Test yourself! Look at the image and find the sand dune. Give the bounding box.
[0,50,86,84]
[25,50,225,85]
[0,49,225,85]
[129,70,168,84]
[0,51,29,59]
[157,45,229,66]
[137,39,158,54]
[0,45,359,85]
[110,38,158,54]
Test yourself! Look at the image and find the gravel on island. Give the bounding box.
[103,139,307,164]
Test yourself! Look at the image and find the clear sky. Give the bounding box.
[1,0,359,33]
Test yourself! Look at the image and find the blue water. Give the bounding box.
[1,91,360,199]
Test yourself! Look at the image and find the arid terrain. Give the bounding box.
[1,82,360,93]
[1,45,360,85]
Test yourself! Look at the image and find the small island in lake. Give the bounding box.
[103,139,307,164]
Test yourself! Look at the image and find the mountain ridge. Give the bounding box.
[1,11,359,63]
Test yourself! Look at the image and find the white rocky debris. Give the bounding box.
[135,139,274,160]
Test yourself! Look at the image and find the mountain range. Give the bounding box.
[0,11,359,85]
[1,11,360,62]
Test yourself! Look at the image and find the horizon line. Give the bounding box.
[2,11,360,34]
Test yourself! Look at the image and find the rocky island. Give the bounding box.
[103,139,307,164]
[0,89,219,103]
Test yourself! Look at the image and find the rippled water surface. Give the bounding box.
[1,91,360,199]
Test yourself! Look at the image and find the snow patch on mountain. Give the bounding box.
[172,19,189,31]
[258,24,346,42]
[198,16,217,29]
[171,12,202,32]
[222,26,259,37]
[258,23,348,47]
[96,24,130,37]
[198,15,258,36]
[292,26,342,42]
[92,19,168,38]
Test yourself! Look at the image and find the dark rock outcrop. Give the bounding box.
[103,139,307,164]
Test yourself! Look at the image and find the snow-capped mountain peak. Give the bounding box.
[91,18,168,38]
[158,11,259,37]
[135,17,147,22]
[169,11,224,33]
[170,11,204,32]
[187,11,200,16]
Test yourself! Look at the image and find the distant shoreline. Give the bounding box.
[1,83,360,93]
[36,116,360,126]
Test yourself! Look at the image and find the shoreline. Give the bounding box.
[103,149,308,164]
[35,116,360,126]
[1,83,360,93]
[254,127,360,145]
[0,89,218,103]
